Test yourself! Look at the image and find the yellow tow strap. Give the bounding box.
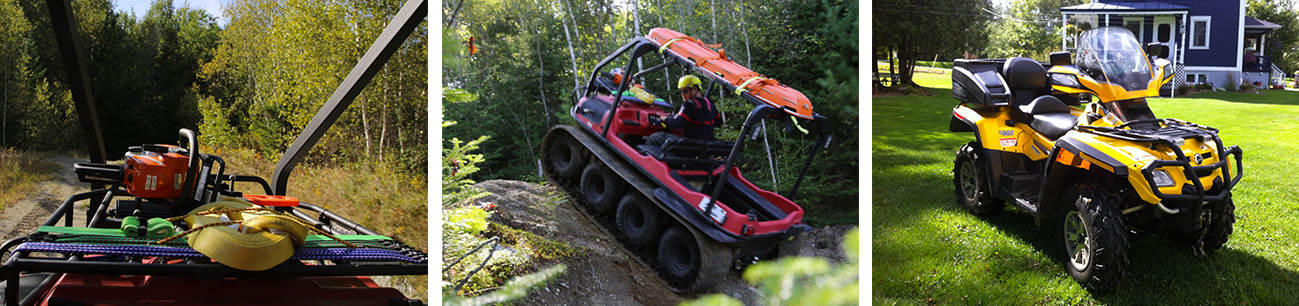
[178,198,310,271]
[658,38,689,53]
[734,76,768,96]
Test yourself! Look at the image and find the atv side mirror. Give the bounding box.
[1146,42,1165,58]
[1049,51,1072,66]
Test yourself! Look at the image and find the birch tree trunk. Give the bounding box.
[561,0,581,88]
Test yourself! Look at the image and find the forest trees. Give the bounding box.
[444,0,859,225]
[873,0,992,88]
[0,0,425,173]
[0,0,219,153]
[198,0,428,172]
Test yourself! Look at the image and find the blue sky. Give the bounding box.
[113,0,228,25]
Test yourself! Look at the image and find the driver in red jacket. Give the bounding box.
[649,75,722,146]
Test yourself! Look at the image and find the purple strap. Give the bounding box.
[13,242,421,263]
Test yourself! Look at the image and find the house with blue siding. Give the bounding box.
[1059,0,1284,94]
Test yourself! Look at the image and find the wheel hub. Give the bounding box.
[959,162,978,203]
[1063,210,1092,271]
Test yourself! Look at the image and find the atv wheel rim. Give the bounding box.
[1063,211,1092,271]
[959,161,978,204]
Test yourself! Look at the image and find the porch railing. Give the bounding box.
[1244,55,1272,72]
[1271,63,1285,86]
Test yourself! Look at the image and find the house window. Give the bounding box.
[1190,16,1211,49]
[1124,18,1144,42]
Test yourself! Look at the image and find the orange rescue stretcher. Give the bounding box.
[645,28,815,120]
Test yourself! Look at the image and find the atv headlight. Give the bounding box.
[1051,73,1081,88]
[1151,170,1175,187]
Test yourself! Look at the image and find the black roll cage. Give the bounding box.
[576,37,832,199]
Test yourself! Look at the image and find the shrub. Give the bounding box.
[1225,74,1238,91]
[1240,83,1255,92]
[1176,85,1191,96]
[1195,83,1213,90]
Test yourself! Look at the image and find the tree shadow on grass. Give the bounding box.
[982,209,1299,304]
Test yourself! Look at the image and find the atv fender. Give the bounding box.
[949,111,976,134]
[1036,137,1129,223]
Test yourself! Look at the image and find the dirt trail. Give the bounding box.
[471,180,855,306]
[0,155,91,243]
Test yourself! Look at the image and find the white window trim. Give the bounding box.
[1125,17,1145,42]
[1190,16,1211,50]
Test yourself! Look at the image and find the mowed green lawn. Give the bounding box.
[873,72,1299,304]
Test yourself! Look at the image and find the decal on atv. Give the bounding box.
[1000,138,1017,147]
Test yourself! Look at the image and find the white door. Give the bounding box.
[1153,16,1176,61]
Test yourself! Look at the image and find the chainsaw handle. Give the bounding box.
[178,128,200,205]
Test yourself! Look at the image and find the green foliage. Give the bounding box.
[678,294,745,306]
[983,0,1086,60]
[0,0,219,153]
[446,206,491,235]
[913,61,954,69]
[199,0,427,172]
[489,222,583,261]
[443,264,567,306]
[874,0,991,86]
[442,128,491,207]
[1247,0,1299,74]
[680,228,860,306]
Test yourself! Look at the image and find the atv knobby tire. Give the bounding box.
[549,133,586,180]
[657,225,727,291]
[1171,194,1236,252]
[580,163,624,215]
[954,143,1004,215]
[1060,183,1129,293]
[617,193,666,250]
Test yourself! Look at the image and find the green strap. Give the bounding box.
[38,226,394,242]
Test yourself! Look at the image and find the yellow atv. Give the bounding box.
[947,27,1243,292]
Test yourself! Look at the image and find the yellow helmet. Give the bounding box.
[677,75,702,90]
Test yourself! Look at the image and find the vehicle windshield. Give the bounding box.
[1075,27,1152,91]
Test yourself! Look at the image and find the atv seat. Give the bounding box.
[637,143,727,170]
[662,138,734,158]
[1003,57,1051,108]
[1017,95,1077,140]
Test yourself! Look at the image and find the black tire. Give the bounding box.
[776,236,800,258]
[1059,183,1129,293]
[549,133,586,180]
[1171,195,1236,252]
[580,163,624,214]
[617,193,666,249]
[1202,196,1236,251]
[657,226,727,291]
[953,143,1004,215]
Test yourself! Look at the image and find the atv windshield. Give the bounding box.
[1076,27,1152,91]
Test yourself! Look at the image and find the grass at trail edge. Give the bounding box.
[872,72,1299,304]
